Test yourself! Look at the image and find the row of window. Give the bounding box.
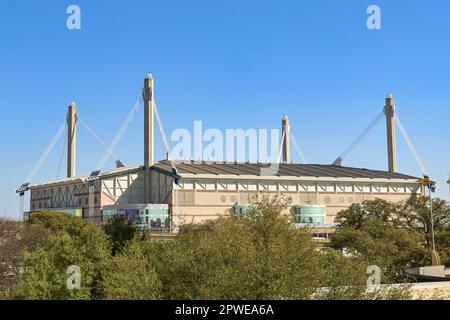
[176,180,419,194]
[102,208,170,231]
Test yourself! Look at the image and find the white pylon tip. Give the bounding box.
[69,101,76,107]
[386,92,393,99]
[145,73,153,80]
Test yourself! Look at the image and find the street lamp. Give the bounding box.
[419,175,440,265]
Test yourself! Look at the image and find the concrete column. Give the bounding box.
[385,93,397,173]
[282,115,291,163]
[67,102,77,178]
[143,74,154,203]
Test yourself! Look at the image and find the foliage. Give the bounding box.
[103,215,138,255]
[6,196,438,300]
[0,218,49,298]
[103,238,161,299]
[330,197,450,282]
[397,196,450,264]
[145,195,407,300]
[333,198,397,229]
[18,211,111,300]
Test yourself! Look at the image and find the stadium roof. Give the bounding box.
[30,160,420,189]
[153,160,420,180]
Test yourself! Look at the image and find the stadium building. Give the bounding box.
[22,74,424,232]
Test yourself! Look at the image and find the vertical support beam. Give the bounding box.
[67,102,77,178]
[88,185,95,220]
[143,73,154,203]
[282,115,291,163]
[385,93,397,173]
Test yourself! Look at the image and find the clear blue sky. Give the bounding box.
[1,0,449,219]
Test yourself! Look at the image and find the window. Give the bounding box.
[78,199,81,206]
[137,207,170,231]
[295,205,325,224]
[94,197,97,204]
[85,198,88,205]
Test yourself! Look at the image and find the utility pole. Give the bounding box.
[420,176,440,265]
[429,186,436,253]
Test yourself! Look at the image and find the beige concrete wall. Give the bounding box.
[169,179,422,227]
[30,173,423,229]
[101,172,145,205]
[150,170,173,204]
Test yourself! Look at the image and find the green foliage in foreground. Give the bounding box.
[3,196,428,300]
[330,196,450,283]
[103,239,161,299]
[149,197,371,300]
[103,214,138,256]
[101,196,409,300]
[19,212,111,299]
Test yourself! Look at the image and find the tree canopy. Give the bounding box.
[104,196,409,300]
[19,212,111,300]
[330,196,450,282]
[103,214,139,256]
[6,195,446,300]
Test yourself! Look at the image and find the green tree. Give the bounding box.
[330,199,429,282]
[19,212,111,300]
[103,215,138,255]
[397,196,450,264]
[152,218,262,299]
[0,218,49,299]
[103,238,161,299]
[334,198,397,229]
[147,195,407,300]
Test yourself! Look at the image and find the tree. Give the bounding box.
[7,198,414,300]
[152,217,262,300]
[334,198,397,229]
[103,238,161,299]
[146,195,408,300]
[19,212,111,300]
[103,215,138,255]
[397,196,449,234]
[397,196,450,264]
[0,218,49,299]
[330,199,429,282]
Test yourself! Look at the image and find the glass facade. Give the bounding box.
[102,206,170,232]
[295,205,325,224]
[136,207,170,231]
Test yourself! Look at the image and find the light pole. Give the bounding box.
[428,184,436,253]
[420,176,439,265]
